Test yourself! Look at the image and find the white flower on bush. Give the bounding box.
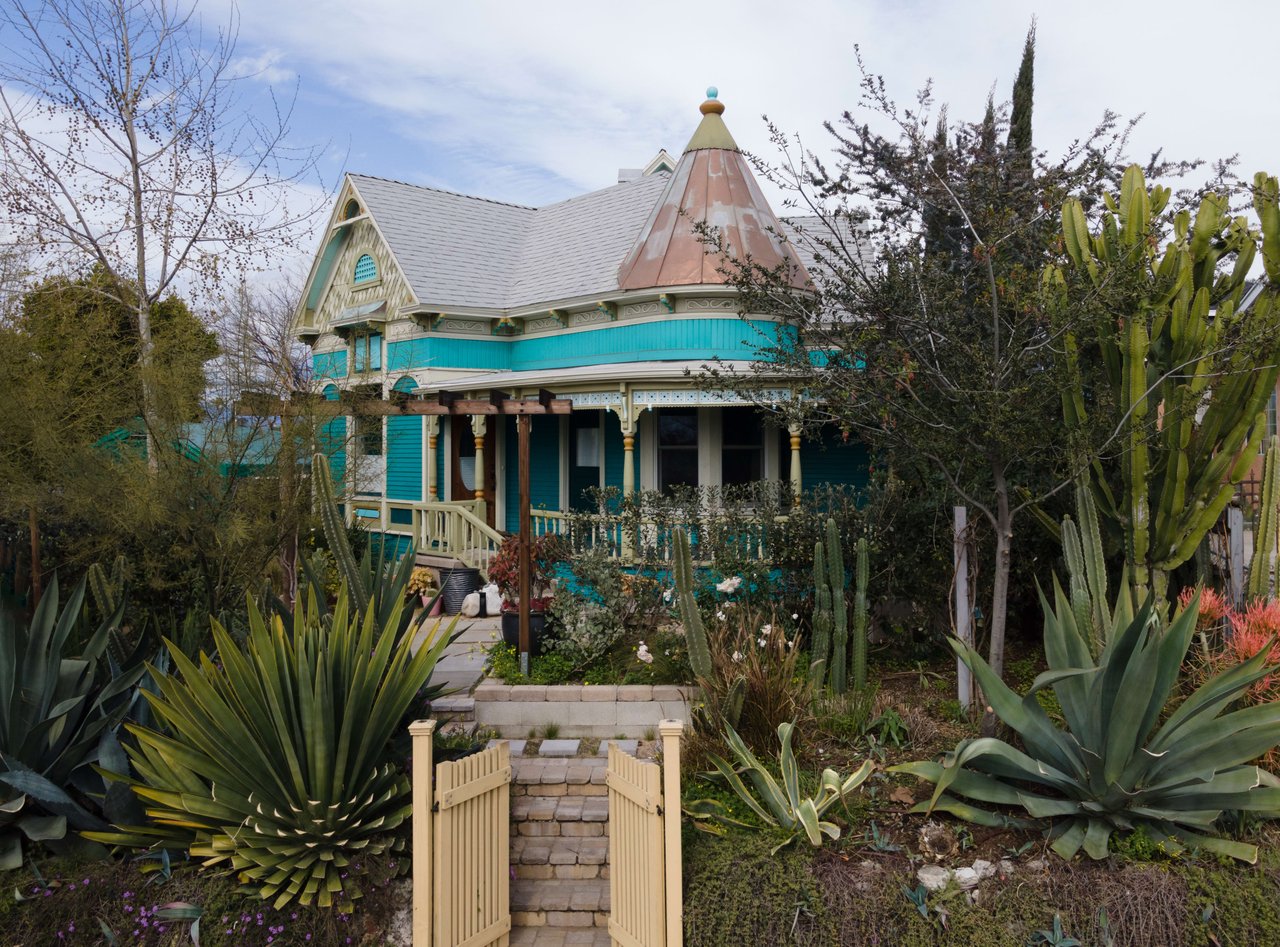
[791,613,799,620]
[757,636,767,648]
[760,623,773,636]
[716,609,727,621]
[731,651,744,663]
[663,587,674,604]
[636,642,654,665]
[715,576,743,594]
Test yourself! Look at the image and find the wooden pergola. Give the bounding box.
[239,387,572,672]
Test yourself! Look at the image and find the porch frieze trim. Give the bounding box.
[567,392,624,407]
[631,388,794,406]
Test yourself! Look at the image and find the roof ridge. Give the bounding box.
[532,171,670,212]
[348,172,537,211]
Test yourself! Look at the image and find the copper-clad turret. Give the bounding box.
[617,88,809,292]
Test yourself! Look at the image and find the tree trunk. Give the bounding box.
[28,506,41,608]
[987,468,1013,683]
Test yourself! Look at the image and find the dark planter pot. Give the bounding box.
[433,742,486,765]
[501,610,547,658]
[439,567,481,615]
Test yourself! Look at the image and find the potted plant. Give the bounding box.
[488,533,568,655]
[408,566,442,616]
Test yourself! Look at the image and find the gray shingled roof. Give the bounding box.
[349,172,670,312]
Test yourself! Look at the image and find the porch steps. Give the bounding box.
[509,755,611,942]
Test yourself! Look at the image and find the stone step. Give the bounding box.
[512,835,608,869]
[512,796,609,825]
[511,878,609,929]
[428,696,475,722]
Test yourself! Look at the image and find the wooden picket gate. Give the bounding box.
[411,720,512,947]
[606,720,684,947]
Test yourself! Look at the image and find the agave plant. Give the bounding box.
[893,585,1280,862]
[685,721,874,853]
[90,586,456,910]
[0,574,143,869]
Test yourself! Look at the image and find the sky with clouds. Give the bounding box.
[211,0,1280,222]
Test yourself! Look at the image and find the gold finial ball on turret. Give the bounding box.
[700,86,724,115]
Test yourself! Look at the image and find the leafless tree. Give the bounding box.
[0,0,327,455]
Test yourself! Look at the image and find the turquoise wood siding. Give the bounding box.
[321,384,346,483]
[314,350,348,379]
[386,319,783,373]
[503,415,562,532]
[386,377,421,501]
[801,425,869,490]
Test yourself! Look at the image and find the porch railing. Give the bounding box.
[346,497,505,573]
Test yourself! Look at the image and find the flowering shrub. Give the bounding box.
[487,533,569,607]
[1228,600,1280,700]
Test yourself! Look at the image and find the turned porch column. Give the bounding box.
[789,424,803,501]
[425,417,439,500]
[472,415,487,520]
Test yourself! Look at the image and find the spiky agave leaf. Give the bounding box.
[93,585,456,910]
[892,589,1280,863]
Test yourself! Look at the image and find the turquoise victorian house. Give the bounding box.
[292,90,867,568]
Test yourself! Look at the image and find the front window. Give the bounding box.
[658,408,698,493]
[351,332,382,373]
[721,406,763,486]
[352,384,382,456]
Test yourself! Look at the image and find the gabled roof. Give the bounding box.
[316,91,811,317]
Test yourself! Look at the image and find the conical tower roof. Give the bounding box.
[617,88,809,292]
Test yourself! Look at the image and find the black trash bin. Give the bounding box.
[439,566,481,615]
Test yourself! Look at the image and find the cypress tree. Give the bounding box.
[1007,21,1036,174]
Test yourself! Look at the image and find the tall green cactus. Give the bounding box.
[673,528,712,679]
[851,536,869,691]
[1248,436,1280,602]
[313,452,370,615]
[825,518,849,695]
[809,540,832,689]
[88,554,126,619]
[1061,478,1109,657]
[1055,166,1280,609]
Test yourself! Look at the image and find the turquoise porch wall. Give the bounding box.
[503,415,562,532]
[801,425,870,490]
[320,384,346,483]
[314,350,347,379]
[386,377,421,501]
[385,318,785,374]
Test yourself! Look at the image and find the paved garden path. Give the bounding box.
[417,612,500,696]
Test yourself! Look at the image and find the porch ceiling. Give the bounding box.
[412,359,785,394]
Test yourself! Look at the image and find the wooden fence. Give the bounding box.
[607,720,684,947]
[411,720,512,947]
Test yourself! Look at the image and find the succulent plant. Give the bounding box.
[894,585,1280,862]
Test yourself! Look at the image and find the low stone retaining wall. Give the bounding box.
[473,681,695,737]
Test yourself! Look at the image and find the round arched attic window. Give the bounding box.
[343,199,361,219]
[354,254,378,284]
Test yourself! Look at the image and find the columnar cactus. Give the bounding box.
[825,518,850,695]
[809,540,832,690]
[673,528,712,679]
[852,537,869,691]
[1055,167,1280,608]
[1248,436,1280,602]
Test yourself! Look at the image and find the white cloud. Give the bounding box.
[215,0,1280,207]
[230,49,294,85]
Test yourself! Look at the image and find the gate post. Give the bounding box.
[410,719,436,947]
[660,719,684,947]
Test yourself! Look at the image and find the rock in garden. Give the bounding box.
[916,865,951,892]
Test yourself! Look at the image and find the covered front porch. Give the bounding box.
[339,363,868,572]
